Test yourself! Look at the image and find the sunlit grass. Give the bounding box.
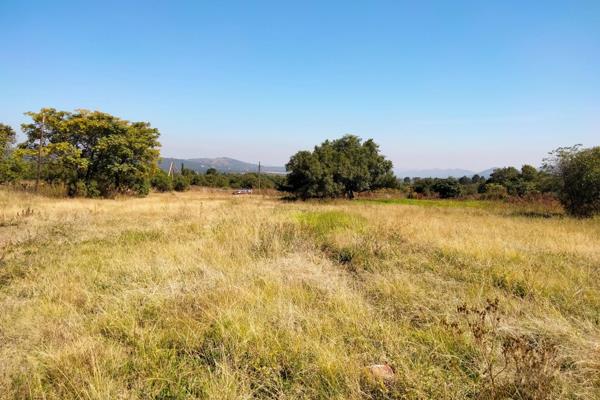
[0,189,598,399]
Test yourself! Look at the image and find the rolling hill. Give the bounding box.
[395,168,497,179]
[159,157,286,174]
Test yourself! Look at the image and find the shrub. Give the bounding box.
[173,174,190,192]
[452,299,558,399]
[151,170,172,192]
[481,183,508,200]
[432,178,462,198]
[68,180,88,197]
[544,146,600,217]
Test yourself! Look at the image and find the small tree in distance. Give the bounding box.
[0,123,28,183]
[284,135,396,199]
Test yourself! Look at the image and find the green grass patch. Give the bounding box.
[357,198,493,209]
[295,210,365,237]
[118,229,164,244]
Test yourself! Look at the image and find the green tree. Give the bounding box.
[543,145,600,217]
[488,167,524,196]
[520,164,538,181]
[285,135,396,199]
[19,109,160,197]
[458,176,472,185]
[481,183,508,199]
[0,123,28,183]
[0,123,16,156]
[432,178,462,198]
[489,167,519,185]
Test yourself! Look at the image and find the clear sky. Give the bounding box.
[1,1,598,171]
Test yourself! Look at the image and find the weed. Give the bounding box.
[454,299,559,399]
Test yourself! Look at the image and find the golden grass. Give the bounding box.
[0,189,599,399]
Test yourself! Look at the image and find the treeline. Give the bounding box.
[150,167,285,192]
[282,136,599,218]
[2,111,598,217]
[401,164,555,199]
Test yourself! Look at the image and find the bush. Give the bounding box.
[173,174,190,192]
[432,178,462,198]
[481,183,508,200]
[544,146,600,217]
[151,170,172,192]
[132,179,151,196]
[68,180,88,197]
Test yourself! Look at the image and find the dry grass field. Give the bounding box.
[0,188,599,399]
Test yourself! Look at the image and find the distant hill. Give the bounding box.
[159,157,286,174]
[160,157,498,178]
[395,168,497,179]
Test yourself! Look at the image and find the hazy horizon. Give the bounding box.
[1,1,598,171]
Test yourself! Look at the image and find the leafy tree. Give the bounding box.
[412,178,434,196]
[489,167,520,185]
[285,135,396,199]
[488,167,525,196]
[458,176,472,185]
[520,164,538,181]
[432,178,462,198]
[206,167,218,175]
[543,145,600,217]
[19,109,160,197]
[0,123,28,183]
[0,123,16,156]
[481,183,508,199]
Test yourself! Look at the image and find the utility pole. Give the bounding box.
[35,114,45,192]
[257,161,261,195]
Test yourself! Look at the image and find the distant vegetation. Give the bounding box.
[1,111,599,216]
[396,146,600,217]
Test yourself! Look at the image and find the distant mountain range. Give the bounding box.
[395,168,497,179]
[159,156,497,179]
[159,157,286,174]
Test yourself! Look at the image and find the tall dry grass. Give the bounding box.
[0,189,598,399]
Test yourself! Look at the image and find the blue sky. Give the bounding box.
[1,1,598,171]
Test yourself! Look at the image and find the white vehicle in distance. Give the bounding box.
[233,188,253,195]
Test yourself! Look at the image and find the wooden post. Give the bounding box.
[258,161,261,195]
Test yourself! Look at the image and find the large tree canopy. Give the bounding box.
[19,108,161,197]
[284,135,396,199]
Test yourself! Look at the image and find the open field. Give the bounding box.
[1,189,599,399]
